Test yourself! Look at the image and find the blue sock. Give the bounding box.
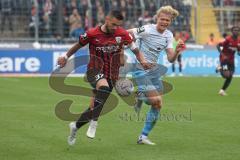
[141,107,160,136]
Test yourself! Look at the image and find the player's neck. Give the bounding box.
[100,24,110,34]
[232,35,238,40]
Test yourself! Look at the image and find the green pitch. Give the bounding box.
[0,77,240,160]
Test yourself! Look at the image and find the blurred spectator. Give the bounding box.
[120,0,127,18]
[146,0,157,17]
[224,0,234,5]
[62,6,70,38]
[29,5,37,37]
[53,33,64,44]
[180,30,190,42]
[224,0,234,28]
[111,0,119,9]
[70,0,77,9]
[236,0,240,6]
[79,0,88,20]
[0,0,194,41]
[91,0,98,26]
[103,0,111,16]
[40,0,55,37]
[138,11,152,26]
[212,0,221,6]
[84,10,92,30]
[0,0,15,33]
[126,0,134,21]
[182,0,192,27]
[97,6,105,25]
[206,33,218,46]
[69,8,84,38]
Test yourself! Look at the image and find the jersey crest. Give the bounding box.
[115,36,122,44]
[81,33,88,40]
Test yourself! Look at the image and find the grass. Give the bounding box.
[0,77,240,160]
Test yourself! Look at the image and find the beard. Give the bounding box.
[106,25,115,34]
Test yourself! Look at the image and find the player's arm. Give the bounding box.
[127,28,137,41]
[127,27,152,69]
[57,43,83,68]
[127,28,137,33]
[127,26,146,42]
[166,40,185,63]
[216,44,222,53]
[216,42,223,53]
[58,32,89,68]
[217,38,229,54]
[129,42,152,70]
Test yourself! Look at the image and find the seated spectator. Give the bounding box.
[206,33,218,46]
[41,0,54,37]
[97,6,105,25]
[138,11,152,26]
[69,8,84,38]
[29,6,37,37]
[0,0,15,33]
[236,0,240,6]
[212,0,221,6]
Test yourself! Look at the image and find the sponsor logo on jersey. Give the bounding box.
[96,45,120,53]
[115,37,122,44]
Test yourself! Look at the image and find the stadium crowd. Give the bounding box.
[0,0,192,41]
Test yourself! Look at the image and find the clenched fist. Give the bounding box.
[57,55,68,68]
[176,40,185,54]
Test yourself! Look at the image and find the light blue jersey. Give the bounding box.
[132,24,173,94]
[133,24,174,64]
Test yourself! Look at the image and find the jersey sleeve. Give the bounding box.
[123,31,134,45]
[166,33,174,49]
[132,25,148,39]
[78,31,90,46]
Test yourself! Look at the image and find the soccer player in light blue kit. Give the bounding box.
[128,6,185,145]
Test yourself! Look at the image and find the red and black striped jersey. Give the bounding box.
[219,36,240,63]
[79,26,133,80]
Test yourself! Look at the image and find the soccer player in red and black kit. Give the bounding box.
[216,26,240,96]
[57,10,151,145]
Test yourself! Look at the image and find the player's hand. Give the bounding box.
[176,40,185,55]
[141,62,155,70]
[57,56,68,68]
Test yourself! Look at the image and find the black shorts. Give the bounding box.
[86,69,114,94]
[220,61,235,72]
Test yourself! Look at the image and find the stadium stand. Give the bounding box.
[0,0,239,44]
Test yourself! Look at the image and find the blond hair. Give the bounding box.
[156,5,179,20]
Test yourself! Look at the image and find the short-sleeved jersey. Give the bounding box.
[219,35,240,63]
[133,24,174,63]
[79,26,133,80]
